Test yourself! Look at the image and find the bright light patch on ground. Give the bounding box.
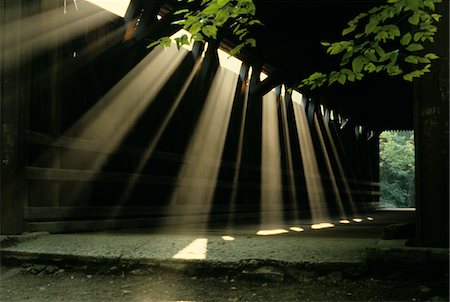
[218,49,242,73]
[170,29,193,51]
[311,223,335,230]
[289,227,304,232]
[367,217,374,221]
[257,229,289,236]
[339,219,351,224]
[291,90,303,104]
[157,14,162,20]
[353,218,363,223]
[85,0,130,17]
[172,238,208,260]
[221,236,235,241]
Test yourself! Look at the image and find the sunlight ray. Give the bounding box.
[4,3,115,65]
[314,113,346,219]
[291,91,328,223]
[280,86,299,223]
[321,113,357,215]
[228,67,250,228]
[260,89,283,227]
[164,66,239,230]
[118,56,204,204]
[36,46,188,206]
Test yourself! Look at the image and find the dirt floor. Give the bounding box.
[1,264,448,302]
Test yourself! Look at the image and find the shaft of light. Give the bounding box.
[165,66,239,229]
[292,92,328,223]
[260,90,283,227]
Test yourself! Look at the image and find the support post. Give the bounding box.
[414,1,449,247]
[0,0,27,234]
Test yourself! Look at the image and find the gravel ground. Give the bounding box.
[1,264,448,302]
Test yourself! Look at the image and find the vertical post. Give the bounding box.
[414,1,449,247]
[0,0,27,234]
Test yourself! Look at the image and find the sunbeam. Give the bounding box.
[260,88,283,228]
[280,86,299,223]
[314,113,347,219]
[36,45,188,205]
[3,2,116,65]
[164,65,239,230]
[117,54,204,205]
[227,66,251,229]
[291,91,328,223]
[321,111,358,215]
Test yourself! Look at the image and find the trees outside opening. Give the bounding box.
[379,131,415,208]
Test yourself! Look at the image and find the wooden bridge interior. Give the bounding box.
[1,0,448,247]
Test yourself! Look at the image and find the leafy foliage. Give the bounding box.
[148,0,262,55]
[379,131,415,208]
[300,0,442,89]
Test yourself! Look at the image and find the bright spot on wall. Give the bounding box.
[172,238,208,260]
[289,227,304,232]
[339,219,351,224]
[260,71,268,81]
[86,0,131,17]
[170,29,193,51]
[291,90,303,104]
[218,48,242,73]
[257,229,289,236]
[221,236,235,241]
[353,218,363,223]
[311,223,335,230]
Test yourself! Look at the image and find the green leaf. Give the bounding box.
[373,44,387,60]
[424,0,435,11]
[364,20,380,34]
[364,49,377,62]
[403,74,414,81]
[408,14,420,25]
[406,43,424,51]
[202,25,217,38]
[338,73,347,85]
[352,55,366,73]
[321,41,330,47]
[400,33,412,45]
[413,32,424,41]
[424,53,439,59]
[174,9,190,15]
[342,25,356,36]
[364,62,376,73]
[405,55,419,64]
[431,13,442,21]
[387,65,402,75]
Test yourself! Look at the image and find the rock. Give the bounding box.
[55,269,65,275]
[419,286,431,293]
[45,265,58,274]
[246,259,259,266]
[328,271,343,283]
[130,269,145,275]
[293,270,317,282]
[317,276,328,283]
[241,266,284,282]
[30,264,47,274]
